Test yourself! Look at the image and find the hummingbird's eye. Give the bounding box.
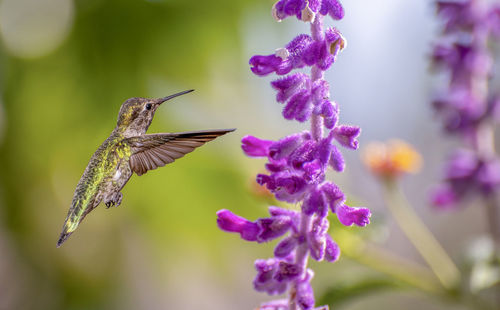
[145,103,152,110]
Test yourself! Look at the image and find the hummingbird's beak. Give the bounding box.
[154,89,194,105]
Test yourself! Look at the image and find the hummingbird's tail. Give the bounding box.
[57,204,84,247]
[57,230,73,248]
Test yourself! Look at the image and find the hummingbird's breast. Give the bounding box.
[65,133,132,230]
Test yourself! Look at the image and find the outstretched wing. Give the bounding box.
[125,129,235,176]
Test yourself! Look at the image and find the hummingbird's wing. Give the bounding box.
[125,129,235,176]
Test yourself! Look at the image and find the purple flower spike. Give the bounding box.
[242,135,274,157]
[336,205,371,227]
[218,1,368,308]
[216,209,259,241]
[431,0,500,209]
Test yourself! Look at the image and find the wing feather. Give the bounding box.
[125,129,235,176]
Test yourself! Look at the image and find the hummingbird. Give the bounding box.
[57,89,234,247]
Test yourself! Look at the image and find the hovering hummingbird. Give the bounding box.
[57,90,234,247]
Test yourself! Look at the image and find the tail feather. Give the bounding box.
[57,230,73,248]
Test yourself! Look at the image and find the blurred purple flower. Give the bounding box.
[218,1,370,309]
[431,0,500,209]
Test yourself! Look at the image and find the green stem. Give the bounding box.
[382,180,461,290]
[335,229,443,294]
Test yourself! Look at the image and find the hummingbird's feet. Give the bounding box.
[104,192,123,208]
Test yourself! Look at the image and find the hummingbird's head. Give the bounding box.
[116,89,194,136]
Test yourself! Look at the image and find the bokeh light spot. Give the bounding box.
[0,0,74,59]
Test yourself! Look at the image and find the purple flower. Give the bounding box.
[242,135,274,157]
[272,73,311,103]
[332,125,361,149]
[319,0,344,20]
[257,216,294,241]
[296,270,316,309]
[254,258,288,295]
[336,204,371,227]
[431,0,500,209]
[216,209,259,241]
[325,235,340,262]
[217,1,369,308]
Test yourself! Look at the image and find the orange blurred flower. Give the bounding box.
[362,140,422,179]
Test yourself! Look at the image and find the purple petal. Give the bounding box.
[296,270,315,309]
[257,173,276,190]
[303,160,324,183]
[286,34,314,68]
[308,0,321,12]
[216,209,259,241]
[269,132,310,160]
[324,27,345,59]
[257,216,293,242]
[275,173,309,202]
[302,40,324,66]
[319,0,345,20]
[274,236,299,258]
[254,258,288,295]
[445,149,478,179]
[336,204,371,227]
[329,145,345,172]
[288,140,317,169]
[476,159,500,193]
[250,54,285,76]
[273,261,302,282]
[332,125,361,149]
[259,299,289,310]
[320,182,345,212]
[241,135,274,157]
[308,217,329,260]
[302,187,326,216]
[283,0,307,16]
[283,89,312,121]
[271,73,310,103]
[319,100,339,129]
[269,205,300,218]
[311,80,330,105]
[430,185,459,209]
[316,135,334,166]
[324,235,340,262]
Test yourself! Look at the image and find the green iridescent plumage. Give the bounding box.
[57,90,234,247]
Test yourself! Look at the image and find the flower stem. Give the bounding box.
[335,229,444,294]
[382,180,461,290]
[289,14,326,310]
[310,15,324,142]
[289,214,314,310]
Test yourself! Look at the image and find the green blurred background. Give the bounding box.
[0,0,494,309]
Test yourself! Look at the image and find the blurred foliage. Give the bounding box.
[318,277,406,308]
[0,0,263,309]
